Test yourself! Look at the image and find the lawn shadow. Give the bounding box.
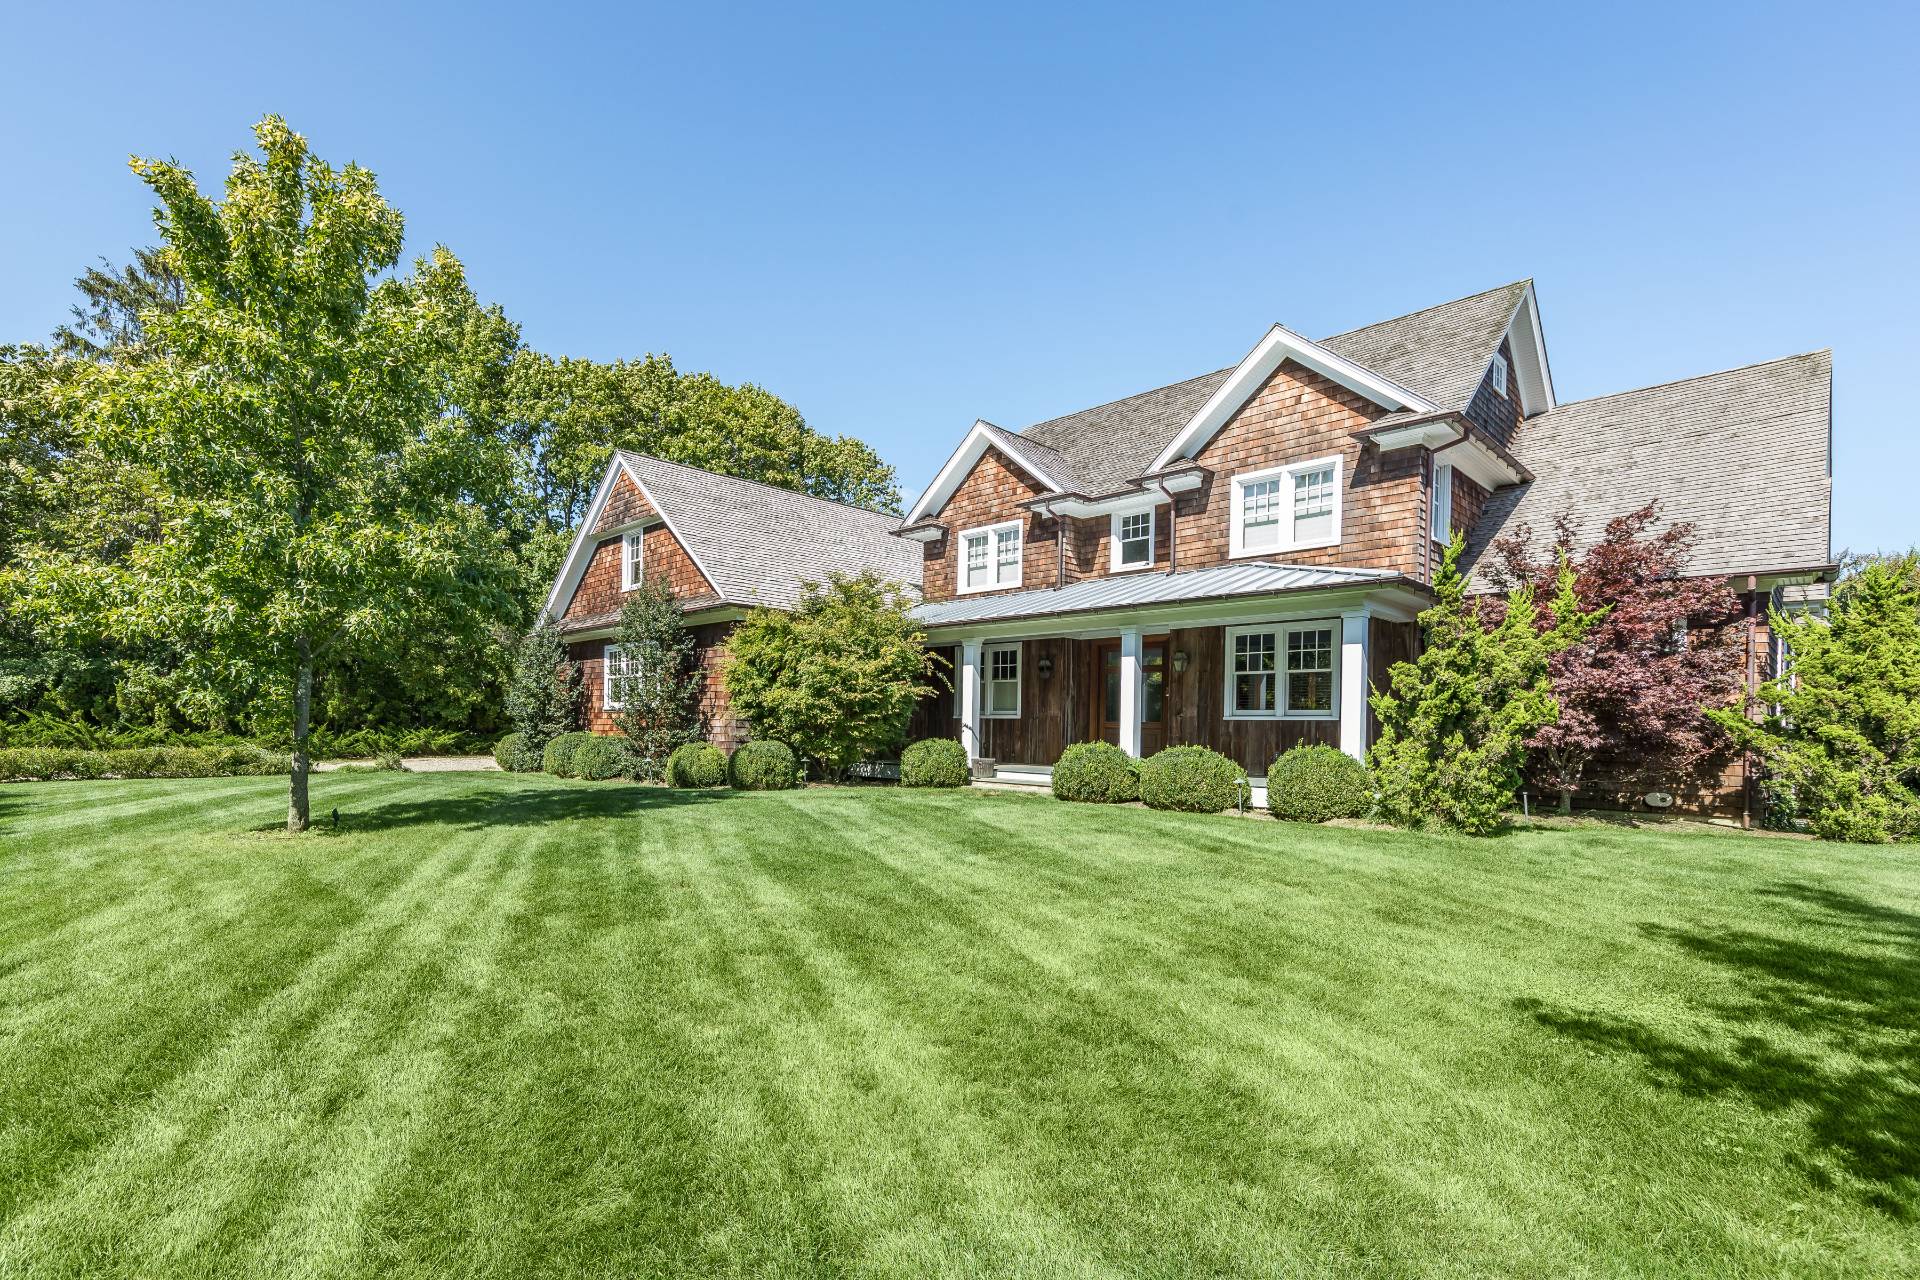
[1515,881,1920,1216]
[265,781,740,835]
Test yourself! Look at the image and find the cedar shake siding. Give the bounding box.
[1462,337,1523,449]
[568,623,747,749]
[561,476,716,624]
[919,446,1061,602]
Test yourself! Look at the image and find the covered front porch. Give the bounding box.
[911,563,1428,782]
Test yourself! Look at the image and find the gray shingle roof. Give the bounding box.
[617,452,922,610]
[1005,283,1527,500]
[1461,351,1833,586]
[913,561,1396,629]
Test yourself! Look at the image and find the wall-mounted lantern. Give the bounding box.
[1036,653,1054,680]
[1171,650,1190,674]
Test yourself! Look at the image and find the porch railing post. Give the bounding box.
[1338,610,1370,762]
[1119,627,1143,758]
[960,639,983,763]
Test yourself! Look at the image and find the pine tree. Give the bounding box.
[609,577,702,780]
[503,621,580,764]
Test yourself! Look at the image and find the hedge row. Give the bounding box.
[0,745,286,782]
[0,712,494,759]
[495,732,802,790]
[1041,742,1375,821]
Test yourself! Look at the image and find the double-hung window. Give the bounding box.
[1111,508,1154,570]
[622,530,645,590]
[984,642,1021,717]
[603,644,641,710]
[1223,622,1337,719]
[958,520,1023,592]
[1230,456,1342,557]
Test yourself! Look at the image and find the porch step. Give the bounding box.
[975,764,1053,792]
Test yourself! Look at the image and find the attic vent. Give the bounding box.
[1490,353,1509,397]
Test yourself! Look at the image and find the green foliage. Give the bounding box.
[1267,744,1373,823]
[0,744,282,782]
[569,735,627,782]
[729,739,798,791]
[541,730,593,778]
[372,751,406,772]
[721,571,935,779]
[665,742,729,788]
[1370,538,1601,835]
[900,738,969,788]
[493,732,528,772]
[1138,745,1247,813]
[609,578,701,781]
[503,620,579,764]
[1050,741,1139,803]
[0,712,486,758]
[1709,555,1920,842]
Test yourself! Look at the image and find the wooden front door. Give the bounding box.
[1093,638,1166,756]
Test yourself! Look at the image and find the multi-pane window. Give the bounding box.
[622,530,645,590]
[1225,623,1337,719]
[959,521,1022,592]
[1113,509,1153,568]
[603,644,641,709]
[985,643,1020,717]
[1232,457,1340,556]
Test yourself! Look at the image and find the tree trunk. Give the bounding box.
[288,637,313,833]
[1557,788,1573,816]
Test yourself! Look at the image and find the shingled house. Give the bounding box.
[540,281,1833,819]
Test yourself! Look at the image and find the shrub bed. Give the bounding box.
[665,742,729,788]
[900,738,969,788]
[0,745,285,782]
[1051,742,1139,803]
[570,735,628,781]
[1138,745,1247,813]
[541,731,594,778]
[730,740,798,791]
[1267,744,1374,822]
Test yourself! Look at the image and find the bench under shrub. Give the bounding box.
[1138,745,1248,813]
[1267,744,1374,822]
[1051,741,1139,803]
[730,739,798,791]
[665,742,729,788]
[900,738,969,788]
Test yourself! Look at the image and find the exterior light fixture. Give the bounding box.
[1171,650,1189,673]
[1036,654,1054,680]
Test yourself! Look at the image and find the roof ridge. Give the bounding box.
[1317,279,1531,343]
[1018,365,1234,438]
[617,450,902,523]
[1545,349,1831,413]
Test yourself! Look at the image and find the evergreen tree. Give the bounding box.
[503,620,580,764]
[608,577,702,780]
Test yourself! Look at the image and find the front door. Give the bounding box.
[1094,639,1166,755]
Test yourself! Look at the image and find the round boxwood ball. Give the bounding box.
[665,742,729,788]
[730,739,799,791]
[1266,744,1374,822]
[1138,745,1248,813]
[1050,741,1139,803]
[900,738,970,788]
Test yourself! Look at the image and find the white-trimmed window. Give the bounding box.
[603,644,641,710]
[1111,508,1154,570]
[1431,462,1454,542]
[1229,456,1342,557]
[622,530,645,590]
[1490,352,1509,397]
[1223,622,1338,720]
[984,642,1021,717]
[959,520,1023,593]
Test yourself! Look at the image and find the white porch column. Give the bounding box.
[1118,627,1143,758]
[960,640,982,762]
[1338,610,1370,762]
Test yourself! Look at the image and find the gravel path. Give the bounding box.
[314,755,499,773]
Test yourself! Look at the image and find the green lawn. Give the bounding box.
[0,774,1915,1278]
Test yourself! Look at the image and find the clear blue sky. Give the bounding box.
[4,1,1914,554]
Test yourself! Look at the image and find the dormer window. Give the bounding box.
[621,530,645,590]
[1230,456,1342,558]
[1111,508,1154,571]
[1490,352,1509,397]
[958,520,1023,593]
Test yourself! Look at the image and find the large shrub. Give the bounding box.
[1051,741,1139,803]
[665,742,729,788]
[730,739,798,791]
[721,571,937,780]
[0,745,283,782]
[493,732,527,772]
[541,730,593,778]
[504,620,580,770]
[608,578,703,781]
[1267,744,1373,822]
[570,735,627,781]
[1138,745,1246,813]
[900,738,969,788]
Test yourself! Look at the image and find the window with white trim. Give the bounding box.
[1431,462,1453,543]
[1230,456,1342,557]
[622,530,645,590]
[1224,622,1338,719]
[958,520,1023,592]
[984,642,1021,717]
[1111,508,1154,570]
[603,644,641,709]
[1490,352,1509,397]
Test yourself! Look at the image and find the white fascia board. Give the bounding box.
[1501,282,1556,415]
[896,526,945,543]
[540,457,625,622]
[1369,421,1459,452]
[1040,491,1163,519]
[1148,324,1439,474]
[918,581,1429,644]
[903,420,1066,524]
[1444,433,1527,490]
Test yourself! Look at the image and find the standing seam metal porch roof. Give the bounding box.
[912,561,1400,628]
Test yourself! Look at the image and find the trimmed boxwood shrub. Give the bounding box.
[1138,745,1248,813]
[1051,741,1139,803]
[900,738,969,788]
[493,732,526,772]
[665,742,729,788]
[571,735,628,781]
[541,730,593,778]
[730,739,798,791]
[1267,744,1374,822]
